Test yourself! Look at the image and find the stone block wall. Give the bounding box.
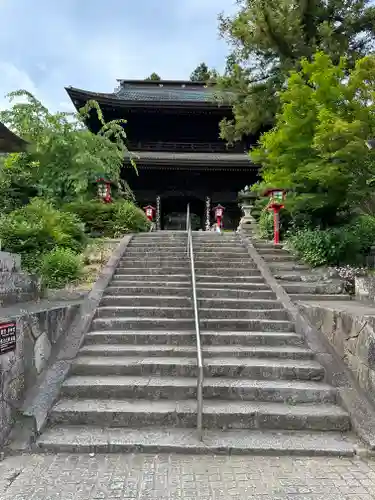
[0,251,42,307]
[299,303,375,404]
[355,276,375,303]
[0,302,80,446]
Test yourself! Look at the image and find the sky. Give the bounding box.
[0,0,236,112]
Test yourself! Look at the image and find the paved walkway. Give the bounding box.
[0,453,375,499]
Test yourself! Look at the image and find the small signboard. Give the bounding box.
[0,321,16,355]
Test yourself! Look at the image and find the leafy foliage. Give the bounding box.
[287,215,375,266]
[217,0,375,142]
[111,201,151,236]
[0,199,87,272]
[0,91,135,207]
[40,248,83,289]
[252,52,375,225]
[145,73,161,81]
[258,210,274,240]
[190,63,218,82]
[64,199,150,237]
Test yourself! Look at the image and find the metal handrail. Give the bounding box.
[186,203,203,440]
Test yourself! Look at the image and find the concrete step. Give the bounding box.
[196,275,265,284]
[195,268,262,277]
[105,286,191,296]
[85,330,303,347]
[79,344,314,360]
[35,426,358,456]
[268,263,310,272]
[194,251,249,257]
[92,317,195,331]
[101,296,284,311]
[125,249,187,255]
[199,318,295,332]
[118,260,189,267]
[96,306,194,319]
[196,287,276,299]
[127,243,187,249]
[70,356,323,381]
[108,280,191,289]
[193,242,241,247]
[112,274,190,282]
[85,330,197,346]
[290,294,351,301]
[61,375,335,403]
[101,295,192,308]
[252,241,284,250]
[194,260,257,268]
[260,254,296,262]
[282,282,344,294]
[92,317,295,332]
[198,308,290,321]
[48,399,350,431]
[115,267,189,275]
[275,273,322,282]
[198,298,282,310]
[196,281,269,290]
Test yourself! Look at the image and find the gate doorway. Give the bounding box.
[161,195,205,230]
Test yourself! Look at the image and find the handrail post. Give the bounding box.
[186,203,203,441]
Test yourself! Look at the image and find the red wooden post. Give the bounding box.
[263,189,286,245]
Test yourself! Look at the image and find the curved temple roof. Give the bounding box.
[66,79,231,108]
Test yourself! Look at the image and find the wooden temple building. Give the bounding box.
[66,80,259,230]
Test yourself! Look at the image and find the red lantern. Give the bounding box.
[96,178,112,203]
[213,204,225,229]
[263,188,287,245]
[144,205,156,222]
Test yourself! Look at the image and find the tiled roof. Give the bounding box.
[116,86,219,103]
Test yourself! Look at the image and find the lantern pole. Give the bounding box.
[263,189,286,245]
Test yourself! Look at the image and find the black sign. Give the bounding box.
[0,322,16,355]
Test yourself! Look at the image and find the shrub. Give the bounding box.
[112,201,150,236]
[258,210,274,239]
[40,248,83,289]
[64,199,150,236]
[287,215,375,267]
[63,200,116,236]
[0,199,87,272]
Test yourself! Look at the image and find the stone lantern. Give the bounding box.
[237,186,257,230]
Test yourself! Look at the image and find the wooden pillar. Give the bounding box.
[205,196,211,231]
[156,195,161,230]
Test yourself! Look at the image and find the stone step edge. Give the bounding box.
[62,375,335,392]
[34,427,359,456]
[51,398,348,419]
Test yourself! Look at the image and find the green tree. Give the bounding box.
[190,62,217,82]
[145,72,161,81]
[0,90,135,207]
[217,0,375,142]
[252,52,375,227]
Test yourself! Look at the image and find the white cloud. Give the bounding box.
[0,0,236,111]
[0,63,40,110]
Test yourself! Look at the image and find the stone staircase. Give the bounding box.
[241,220,350,302]
[35,231,358,455]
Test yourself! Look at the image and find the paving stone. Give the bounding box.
[1,453,375,499]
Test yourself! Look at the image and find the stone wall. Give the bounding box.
[355,276,375,303]
[299,303,375,404]
[0,301,80,446]
[0,251,41,307]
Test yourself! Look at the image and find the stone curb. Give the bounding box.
[239,229,375,453]
[7,234,133,453]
